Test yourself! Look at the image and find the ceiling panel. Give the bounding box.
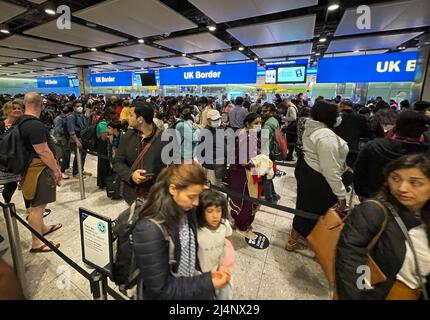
[0,56,21,63]
[188,0,318,23]
[0,35,80,54]
[6,64,49,70]
[45,57,101,66]
[154,32,230,53]
[106,44,172,59]
[119,61,164,68]
[324,50,388,58]
[24,21,127,47]
[71,52,131,63]
[0,1,27,23]
[153,56,201,66]
[94,64,134,70]
[194,51,248,62]
[25,61,73,68]
[252,43,313,58]
[74,0,197,38]
[227,15,316,46]
[335,0,430,36]
[28,0,47,4]
[327,32,424,53]
[0,47,46,59]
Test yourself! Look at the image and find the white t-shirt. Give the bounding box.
[197,219,233,273]
[397,224,430,289]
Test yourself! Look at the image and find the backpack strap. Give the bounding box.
[365,199,389,252]
[148,219,176,266]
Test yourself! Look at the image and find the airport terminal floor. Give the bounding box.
[0,157,343,300]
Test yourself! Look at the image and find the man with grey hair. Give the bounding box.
[20,92,62,253]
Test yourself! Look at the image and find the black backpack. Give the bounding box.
[80,124,97,151]
[0,117,33,174]
[106,174,122,200]
[111,202,174,294]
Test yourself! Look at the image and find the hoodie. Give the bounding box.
[354,138,430,198]
[302,119,349,199]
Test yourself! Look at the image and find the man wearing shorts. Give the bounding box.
[20,93,62,253]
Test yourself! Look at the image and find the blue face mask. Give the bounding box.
[334,115,343,128]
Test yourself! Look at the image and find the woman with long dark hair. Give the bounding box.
[336,154,430,300]
[133,163,231,300]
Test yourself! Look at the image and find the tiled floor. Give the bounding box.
[0,155,336,300]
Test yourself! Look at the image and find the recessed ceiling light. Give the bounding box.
[398,46,406,50]
[57,54,62,57]
[353,50,360,53]
[13,62,18,65]
[171,65,175,68]
[238,46,245,51]
[140,58,145,61]
[182,53,187,57]
[254,57,258,61]
[328,4,340,11]
[315,53,321,56]
[138,39,144,44]
[91,48,97,52]
[424,42,430,45]
[0,27,10,34]
[45,8,56,15]
[32,58,38,61]
[208,25,217,32]
[319,38,327,43]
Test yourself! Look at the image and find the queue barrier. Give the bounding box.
[1,201,126,300]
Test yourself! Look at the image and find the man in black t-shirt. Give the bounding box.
[21,93,63,253]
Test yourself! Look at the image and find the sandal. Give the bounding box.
[43,224,62,236]
[285,228,307,252]
[29,242,60,253]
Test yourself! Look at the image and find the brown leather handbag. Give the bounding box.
[307,200,388,288]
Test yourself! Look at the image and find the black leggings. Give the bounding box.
[2,182,18,204]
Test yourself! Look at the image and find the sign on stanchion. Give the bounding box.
[246,232,270,250]
[79,208,115,278]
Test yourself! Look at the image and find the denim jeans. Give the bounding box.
[72,149,87,176]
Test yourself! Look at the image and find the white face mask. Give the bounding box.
[334,115,343,128]
[209,119,221,128]
[76,106,83,113]
[252,124,262,132]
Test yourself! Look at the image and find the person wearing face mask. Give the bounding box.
[197,109,227,187]
[334,100,372,168]
[286,101,349,252]
[354,111,430,201]
[173,104,200,162]
[228,113,263,240]
[66,101,91,179]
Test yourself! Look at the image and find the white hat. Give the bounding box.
[207,109,221,121]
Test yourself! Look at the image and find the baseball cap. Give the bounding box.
[207,109,221,121]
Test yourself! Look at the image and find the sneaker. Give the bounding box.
[83,171,93,176]
[62,173,70,179]
[65,168,72,174]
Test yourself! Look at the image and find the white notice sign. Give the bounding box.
[79,208,113,276]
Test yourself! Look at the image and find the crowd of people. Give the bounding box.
[0,90,429,300]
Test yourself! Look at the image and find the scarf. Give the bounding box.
[177,215,197,277]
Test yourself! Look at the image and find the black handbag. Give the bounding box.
[106,174,122,199]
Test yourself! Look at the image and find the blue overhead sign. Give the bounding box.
[159,62,257,85]
[89,71,133,87]
[316,52,418,83]
[37,76,70,88]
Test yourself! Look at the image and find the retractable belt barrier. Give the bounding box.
[1,201,125,300]
[210,184,320,221]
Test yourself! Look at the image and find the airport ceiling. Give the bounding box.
[0,0,429,78]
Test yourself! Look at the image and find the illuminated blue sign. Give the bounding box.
[37,76,70,88]
[159,62,257,85]
[89,71,133,87]
[317,52,418,83]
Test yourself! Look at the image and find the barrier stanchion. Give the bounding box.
[2,202,28,299]
[89,271,108,300]
[76,146,86,200]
